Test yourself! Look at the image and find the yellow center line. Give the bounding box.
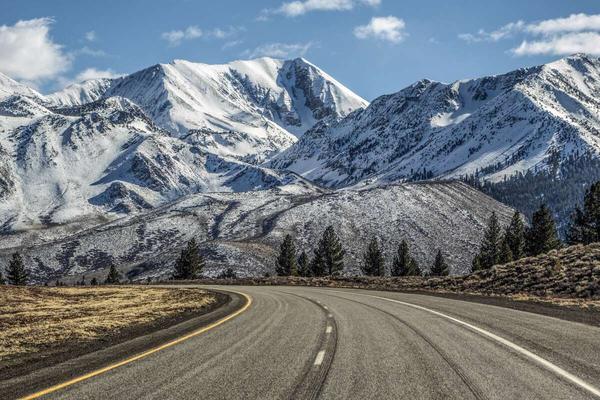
[21,290,252,400]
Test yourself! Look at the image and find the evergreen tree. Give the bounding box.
[471,254,482,273]
[391,240,421,276]
[362,237,384,276]
[504,211,525,260]
[498,236,513,265]
[567,181,600,244]
[312,225,345,276]
[478,212,502,269]
[0,271,5,285]
[173,238,205,280]
[105,265,121,284]
[567,207,586,245]
[297,251,310,277]
[430,250,449,276]
[90,277,99,286]
[6,252,28,285]
[525,204,561,256]
[276,234,297,276]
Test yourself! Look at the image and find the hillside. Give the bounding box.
[46,57,368,162]
[0,95,310,231]
[272,54,600,186]
[0,181,513,282]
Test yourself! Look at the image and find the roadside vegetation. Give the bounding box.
[1,181,600,302]
[0,286,215,370]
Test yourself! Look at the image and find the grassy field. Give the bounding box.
[0,286,215,366]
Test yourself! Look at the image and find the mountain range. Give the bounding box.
[1,54,600,280]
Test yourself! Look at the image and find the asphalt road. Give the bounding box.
[16,286,600,399]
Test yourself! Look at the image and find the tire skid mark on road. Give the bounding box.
[321,291,488,400]
[276,291,338,400]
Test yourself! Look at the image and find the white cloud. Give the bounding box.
[161,26,203,46]
[458,21,525,43]
[161,25,243,46]
[512,32,600,56]
[85,30,96,42]
[527,13,600,35]
[74,68,121,82]
[458,13,600,57]
[242,42,313,59]
[56,68,122,89]
[78,46,107,57]
[222,40,243,50]
[265,0,379,18]
[354,16,406,44]
[0,18,71,82]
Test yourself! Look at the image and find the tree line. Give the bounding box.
[4,180,600,285]
[276,225,450,278]
[471,180,600,271]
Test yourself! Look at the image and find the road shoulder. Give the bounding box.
[1,289,246,400]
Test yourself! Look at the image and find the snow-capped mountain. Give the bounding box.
[0,94,312,230]
[47,57,368,162]
[0,181,514,282]
[0,57,366,231]
[45,78,112,107]
[0,72,41,101]
[271,54,600,188]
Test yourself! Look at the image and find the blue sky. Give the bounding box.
[2,0,600,100]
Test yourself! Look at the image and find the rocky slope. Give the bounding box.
[0,57,366,231]
[271,54,600,188]
[46,57,368,161]
[0,181,513,282]
[0,95,308,231]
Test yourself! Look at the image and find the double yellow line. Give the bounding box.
[21,290,252,400]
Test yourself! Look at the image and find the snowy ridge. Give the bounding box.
[0,181,514,282]
[0,57,366,230]
[46,57,368,161]
[271,54,600,187]
[0,95,313,230]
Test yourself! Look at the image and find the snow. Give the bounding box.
[0,181,514,282]
[272,54,600,188]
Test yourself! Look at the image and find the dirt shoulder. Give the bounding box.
[0,286,230,383]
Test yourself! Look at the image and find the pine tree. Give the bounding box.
[407,258,422,276]
[504,211,525,260]
[391,240,421,276]
[567,207,586,245]
[0,271,5,285]
[478,212,502,269]
[525,204,561,256]
[471,254,482,273]
[362,237,384,276]
[498,236,513,265]
[90,277,99,286]
[567,181,600,245]
[6,252,28,285]
[173,239,205,280]
[430,250,449,276]
[104,265,121,284]
[312,225,345,276]
[276,234,297,276]
[297,251,310,277]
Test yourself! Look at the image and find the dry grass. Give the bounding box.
[194,243,600,310]
[0,286,214,362]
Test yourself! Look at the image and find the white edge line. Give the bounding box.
[328,290,600,399]
[314,350,326,366]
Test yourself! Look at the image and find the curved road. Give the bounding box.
[17,286,600,399]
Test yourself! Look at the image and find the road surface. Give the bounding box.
[14,286,600,399]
